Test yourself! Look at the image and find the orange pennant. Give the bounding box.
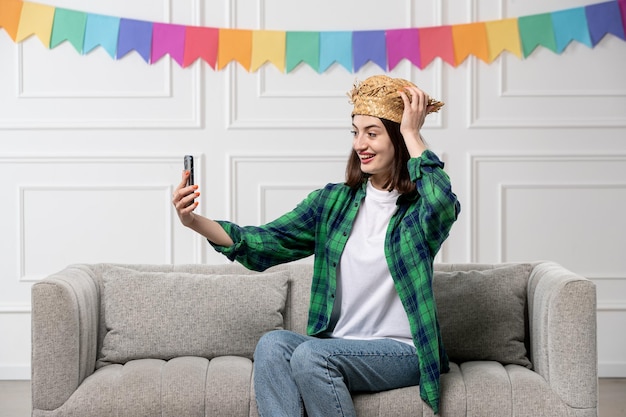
[485,18,522,60]
[15,1,55,46]
[251,30,285,72]
[0,0,23,41]
[452,22,490,65]
[217,28,252,71]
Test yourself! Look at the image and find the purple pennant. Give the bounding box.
[117,18,153,63]
[353,30,387,72]
[585,1,626,45]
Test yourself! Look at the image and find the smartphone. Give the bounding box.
[184,155,194,186]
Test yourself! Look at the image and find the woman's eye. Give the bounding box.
[368,132,377,138]
[350,130,357,137]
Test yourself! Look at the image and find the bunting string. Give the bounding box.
[1,0,625,72]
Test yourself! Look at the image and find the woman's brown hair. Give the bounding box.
[345,117,416,194]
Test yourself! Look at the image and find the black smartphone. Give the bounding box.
[184,155,194,186]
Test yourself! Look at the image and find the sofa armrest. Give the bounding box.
[528,262,597,410]
[31,265,100,411]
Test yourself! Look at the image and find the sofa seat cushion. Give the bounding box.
[55,356,253,417]
[433,264,532,367]
[98,268,289,367]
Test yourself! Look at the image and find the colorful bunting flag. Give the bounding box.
[452,22,490,64]
[15,1,55,46]
[152,23,186,66]
[551,7,593,53]
[0,0,623,72]
[353,30,387,72]
[117,19,152,63]
[50,8,87,52]
[518,13,558,57]
[84,13,120,58]
[218,29,252,71]
[286,31,319,73]
[485,18,522,60]
[183,26,218,68]
[0,0,24,41]
[586,1,626,45]
[419,26,455,68]
[251,30,285,72]
[319,31,352,72]
[386,28,420,71]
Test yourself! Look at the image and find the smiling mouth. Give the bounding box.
[360,154,375,162]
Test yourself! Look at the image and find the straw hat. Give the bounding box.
[348,75,444,123]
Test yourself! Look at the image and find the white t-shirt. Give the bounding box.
[327,180,413,345]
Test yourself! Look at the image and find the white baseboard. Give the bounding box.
[599,362,626,378]
[0,365,30,380]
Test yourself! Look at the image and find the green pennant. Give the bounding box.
[51,8,87,53]
[286,31,320,72]
[518,13,558,57]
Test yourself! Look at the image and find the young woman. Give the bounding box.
[172,75,460,416]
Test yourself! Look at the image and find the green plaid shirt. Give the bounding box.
[211,150,460,414]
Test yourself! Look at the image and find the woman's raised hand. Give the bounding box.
[172,170,199,227]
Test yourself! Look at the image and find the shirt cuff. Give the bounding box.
[407,149,445,182]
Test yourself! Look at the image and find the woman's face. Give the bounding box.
[351,115,395,190]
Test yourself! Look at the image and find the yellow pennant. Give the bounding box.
[251,30,286,72]
[16,1,56,47]
[485,18,523,61]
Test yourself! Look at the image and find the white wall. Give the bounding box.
[1,0,625,379]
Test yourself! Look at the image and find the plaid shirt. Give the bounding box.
[211,150,460,414]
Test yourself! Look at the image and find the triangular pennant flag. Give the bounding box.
[452,22,490,64]
[217,29,252,71]
[251,30,285,72]
[152,23,186,66]
[50,8,87,53]
[117,18,153,63]
[0,0,23,41]
[551,7,592,53]
[183,26,218,68]
[16,1,55,47]
[286,31,319,72]
[518,13,558,57]
[386,28,420,71]
[585,1,626,45]
[419,26,455,68]
[485,18,522,60]
[319,31,352,72]
[84,13,120,58]
[353,30,386,72]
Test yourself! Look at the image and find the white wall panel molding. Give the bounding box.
[467,0,626,128]
[1,154,204,286]
[228,154,346,222]
[0,0,203,129]
[226,0,444,129]
[0,305,31,314]
[469,153,626,264]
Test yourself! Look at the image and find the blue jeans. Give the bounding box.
[253,330,421,417]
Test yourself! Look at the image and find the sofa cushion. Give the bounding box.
[97,268,289,367]
[433,263,532,368]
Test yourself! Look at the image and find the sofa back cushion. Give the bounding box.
[96,267,289,368]
[433,263,532,368]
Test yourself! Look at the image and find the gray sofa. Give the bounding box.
[31,261,598,416]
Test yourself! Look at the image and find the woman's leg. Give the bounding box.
[290,338,420,417]
[253,330,315,417]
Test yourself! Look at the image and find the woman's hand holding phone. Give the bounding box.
[172,168,199,227]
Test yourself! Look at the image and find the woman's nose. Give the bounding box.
[353,134,366,150]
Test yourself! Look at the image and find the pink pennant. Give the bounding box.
[386,28,420,70]
[184,26,218,68]
[152,23,186,66]
[418,26,455,68]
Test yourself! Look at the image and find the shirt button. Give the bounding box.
[343,232,347,237]
[331,293,335,298]
[332,262,337,267]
